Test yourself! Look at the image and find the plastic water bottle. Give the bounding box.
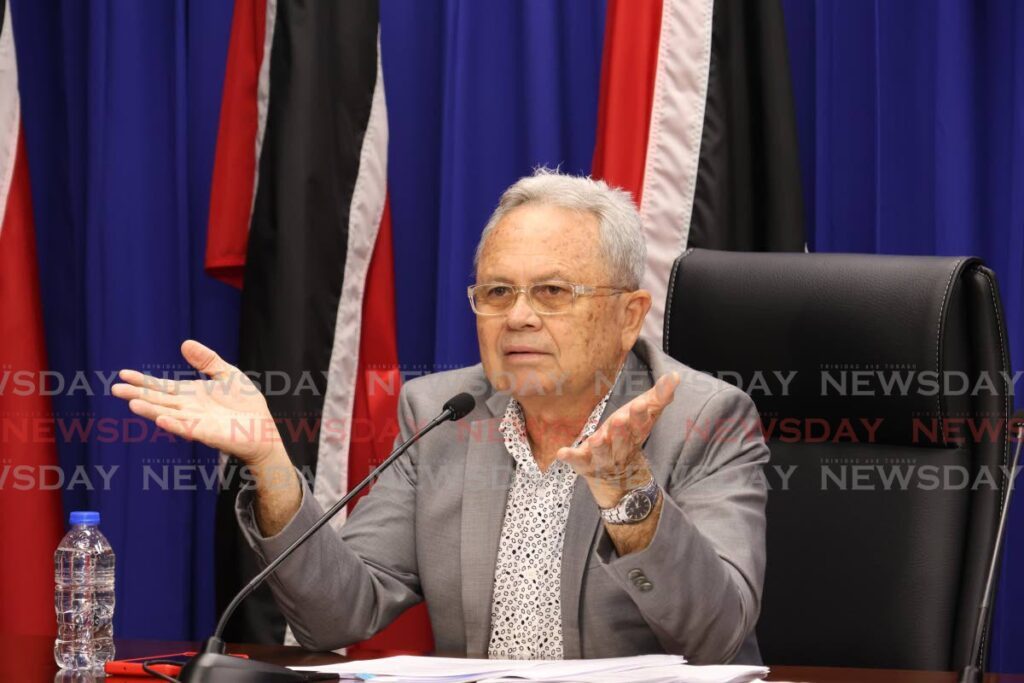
[54,511,115,671]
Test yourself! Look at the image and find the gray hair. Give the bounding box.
[473,168,647,290]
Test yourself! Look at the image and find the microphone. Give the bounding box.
[443,392,476,421]
[178,392,476,683]
[958,408,1024,683]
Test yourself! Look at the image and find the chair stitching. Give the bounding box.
[974,265,1011,670]
[663,248,694,353]
[936,259,965,447]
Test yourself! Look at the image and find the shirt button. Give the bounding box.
[637,580,654,592]
[627,569,644,581]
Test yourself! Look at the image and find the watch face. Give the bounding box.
[623,491,653,521]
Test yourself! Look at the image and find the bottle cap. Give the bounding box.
[69,511,100,525]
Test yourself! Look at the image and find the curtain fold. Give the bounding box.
[381,0,607,373]
[11,0,237,640]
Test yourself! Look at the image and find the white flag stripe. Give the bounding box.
[0,0,21,238]
[314,31,390,525]
[638,0,715,345]
[249,0,278,224]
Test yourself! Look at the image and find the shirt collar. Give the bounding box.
[498,363,624,469]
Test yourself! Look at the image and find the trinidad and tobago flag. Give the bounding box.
[206,0,414,652]
[206,0,803,652]
[0,0,65,638]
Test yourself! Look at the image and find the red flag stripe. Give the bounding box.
[0,128,65,636]
[0,0,64,636]
[592,0,714,344]
[204,0,274,289]
[591,0,663,204]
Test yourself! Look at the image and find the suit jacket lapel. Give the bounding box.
[460,392,514,657]
[559,351,651,658]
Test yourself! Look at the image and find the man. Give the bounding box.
[113,170,768,663]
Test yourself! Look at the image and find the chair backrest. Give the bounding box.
[663,248,1012,671]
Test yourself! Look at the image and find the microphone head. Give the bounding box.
[443,392,476,421]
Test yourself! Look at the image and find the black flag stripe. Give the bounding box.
[215,0,380,644]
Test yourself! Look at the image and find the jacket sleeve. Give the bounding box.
[593,385,769,663]
[234,384,422,651]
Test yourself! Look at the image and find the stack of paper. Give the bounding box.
[290,654,769,683]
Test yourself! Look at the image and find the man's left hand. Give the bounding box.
[556,371,680,509]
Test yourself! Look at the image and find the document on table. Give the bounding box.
[289,654,769,683]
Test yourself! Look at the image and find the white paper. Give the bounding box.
[482,664,770,683]
[292,655,520,682]
[290,654,768,683]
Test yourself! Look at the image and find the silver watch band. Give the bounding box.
[599,477,661,525]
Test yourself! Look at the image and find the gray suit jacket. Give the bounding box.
[236,338,769,663]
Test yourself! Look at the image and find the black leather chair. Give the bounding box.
[663,248,1012,671]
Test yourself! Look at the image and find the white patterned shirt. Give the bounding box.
[487,388,615,660]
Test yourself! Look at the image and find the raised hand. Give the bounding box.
[111,339,282,465]
[556,371,680,509]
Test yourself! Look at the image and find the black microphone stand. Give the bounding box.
[957,412,1024,683]
[179,395,474,683]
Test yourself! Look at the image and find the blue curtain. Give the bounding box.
[11,0,237,639]
[381,0,607,371]
[781,0,1024,672]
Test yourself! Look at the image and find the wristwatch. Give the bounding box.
[599,478,662,525]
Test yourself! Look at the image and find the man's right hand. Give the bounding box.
[112,339,302,535]
[113,339,280,463]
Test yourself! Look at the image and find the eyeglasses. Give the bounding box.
[467,281,630,316]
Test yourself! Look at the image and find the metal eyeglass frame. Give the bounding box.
[466,281,630,316]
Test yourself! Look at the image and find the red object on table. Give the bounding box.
[105,650,249,677]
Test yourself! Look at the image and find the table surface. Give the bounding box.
[4,636,1022,682]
